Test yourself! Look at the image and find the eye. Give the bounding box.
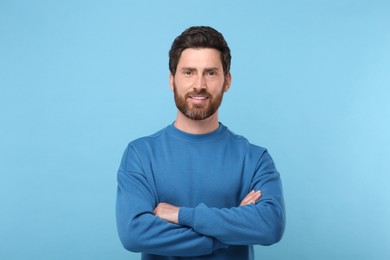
[183,70,193,76]
[206,70,216,76]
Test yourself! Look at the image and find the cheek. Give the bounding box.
[175,79,194,92]
[209,81,227,94]
[173,82,187,99]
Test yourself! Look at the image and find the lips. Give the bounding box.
[189,96,208,100]
[188,95,209,104]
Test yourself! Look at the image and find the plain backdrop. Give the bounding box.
[1,0,389,259]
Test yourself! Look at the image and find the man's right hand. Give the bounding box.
[240,190,262,206]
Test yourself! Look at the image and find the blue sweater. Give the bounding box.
[116,123,285,259]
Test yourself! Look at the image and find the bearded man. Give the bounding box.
[116,26,285,260]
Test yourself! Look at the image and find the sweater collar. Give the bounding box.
[166,122,228,143]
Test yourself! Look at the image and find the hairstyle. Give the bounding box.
[169,26,231,76]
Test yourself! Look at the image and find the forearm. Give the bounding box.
[178,197,285,245]
[155,190,262,224]
[116,169,227,256]
[153,190,284,246]
[116,209,226,256]
[178,162,285,246]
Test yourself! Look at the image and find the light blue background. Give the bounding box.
[1,0,389,259]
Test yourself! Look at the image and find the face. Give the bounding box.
[170,48,231,121]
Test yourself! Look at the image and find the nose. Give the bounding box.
[194,75,206,90]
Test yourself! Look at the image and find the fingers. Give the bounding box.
[153,203,180,224]
[240,190,262,206]
[154,203,169,216]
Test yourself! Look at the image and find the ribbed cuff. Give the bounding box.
[178,206,195,227]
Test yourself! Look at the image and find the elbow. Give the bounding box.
[265,215,285,246]
[117,212,164,253]
[260,222,285,246]
[120,239,139,253]
[118,228,142,253]
[256,205,286,246]
[117,219,149,253]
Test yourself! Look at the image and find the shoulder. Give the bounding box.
[224,126,267,155]
[119,126,169,167]
[129,127,167,147]
[223,126,277,171]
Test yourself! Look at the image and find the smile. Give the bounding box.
[190,96,208,100]
[188,96,209,104]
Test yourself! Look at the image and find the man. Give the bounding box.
[116,26,285,260]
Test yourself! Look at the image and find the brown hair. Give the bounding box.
[169,26,231,76]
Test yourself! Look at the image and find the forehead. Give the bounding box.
[177,48,222,68]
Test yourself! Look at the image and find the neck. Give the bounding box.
[174,111,220,134]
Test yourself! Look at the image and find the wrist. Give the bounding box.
[178,206,195,227]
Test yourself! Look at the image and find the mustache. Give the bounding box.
[185,89,211,98]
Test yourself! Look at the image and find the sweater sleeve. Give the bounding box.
[116,144,227,257]
[178,150,285,246]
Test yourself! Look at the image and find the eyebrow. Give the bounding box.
[180,67,195,71]
[180,67,220,71]
[204,67,220,71]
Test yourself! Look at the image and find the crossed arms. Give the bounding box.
[154,190,262,224]
[116,145,285,257]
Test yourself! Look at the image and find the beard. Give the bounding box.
[173,82,225,121]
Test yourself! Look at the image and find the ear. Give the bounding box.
[224,72,232,92]
[169,73,174,91]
